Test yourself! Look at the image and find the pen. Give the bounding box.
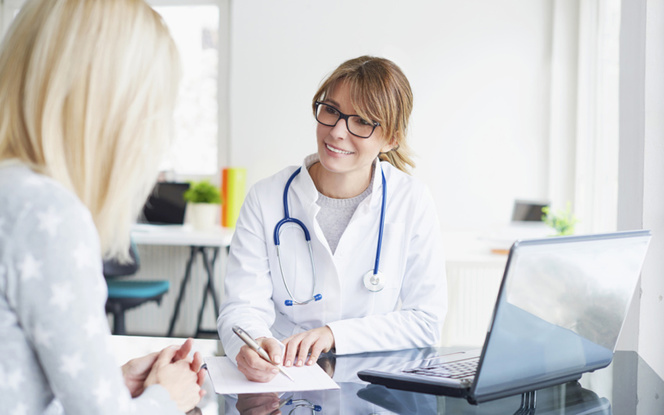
[232,325,294,381]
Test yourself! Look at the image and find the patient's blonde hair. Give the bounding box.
[0,0,181,260]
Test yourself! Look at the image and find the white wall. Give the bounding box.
[617,0,664,380]
[641,0,664,380]
[228,0,553,231]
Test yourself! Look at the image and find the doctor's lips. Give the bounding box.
[325,143,354,155]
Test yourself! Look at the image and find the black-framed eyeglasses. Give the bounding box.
[314,101,380,139]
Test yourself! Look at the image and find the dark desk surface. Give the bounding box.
[110,337,664,415]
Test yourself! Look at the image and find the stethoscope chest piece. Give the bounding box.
[363,269,385,292]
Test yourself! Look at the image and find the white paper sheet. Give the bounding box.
[204,356,340,394]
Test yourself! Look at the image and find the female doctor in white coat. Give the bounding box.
[217,55,447,382]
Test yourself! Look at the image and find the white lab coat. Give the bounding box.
[218,154,447,362]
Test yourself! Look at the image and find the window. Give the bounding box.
[0,0,227,177]
[152,3,223,176]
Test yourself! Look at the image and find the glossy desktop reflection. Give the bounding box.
[214,350,664,414]
[222,350,439,414]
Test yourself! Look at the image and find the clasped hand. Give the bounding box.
[237,326,334,382]
[122,338,206,412]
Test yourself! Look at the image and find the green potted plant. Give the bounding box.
[183,180,222,230]
[542,202,578,236]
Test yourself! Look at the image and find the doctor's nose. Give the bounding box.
[329,117,352,139]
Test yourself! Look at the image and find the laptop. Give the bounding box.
[140,182,190,225]
[511,199,549,222]
[358,230,651,404]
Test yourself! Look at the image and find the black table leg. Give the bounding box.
[195,247,221,337]
[167,246,197,337]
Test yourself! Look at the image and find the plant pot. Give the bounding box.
[187,203,219,231]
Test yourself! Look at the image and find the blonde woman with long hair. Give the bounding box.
[0,0,205,413]
[218,56,446,384]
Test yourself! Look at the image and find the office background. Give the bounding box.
[1,0,661,381]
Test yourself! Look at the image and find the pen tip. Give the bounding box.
[280,367,295,381]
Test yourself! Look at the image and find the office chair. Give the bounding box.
[103,240,170,335]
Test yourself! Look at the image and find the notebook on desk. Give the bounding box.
[358,230,651,404]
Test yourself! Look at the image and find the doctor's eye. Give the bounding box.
[349,115,376,129]
[323,105,340,116]
[357,117,375,126]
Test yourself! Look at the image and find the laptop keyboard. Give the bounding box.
[402,357,478,380]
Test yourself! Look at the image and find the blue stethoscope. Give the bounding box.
[273,164,387,306]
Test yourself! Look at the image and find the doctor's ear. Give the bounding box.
[379,137,399,154]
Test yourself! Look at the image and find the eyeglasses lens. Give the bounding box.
[315,103,374,138]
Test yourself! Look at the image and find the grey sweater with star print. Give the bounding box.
[0,161,182,415]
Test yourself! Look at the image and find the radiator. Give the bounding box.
[441,259,506,347]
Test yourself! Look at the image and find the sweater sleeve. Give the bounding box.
[8,195,182,414]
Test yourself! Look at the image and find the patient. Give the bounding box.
[0,0,205,413]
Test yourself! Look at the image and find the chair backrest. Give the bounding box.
[103,240,140,278]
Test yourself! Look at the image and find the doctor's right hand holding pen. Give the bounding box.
[236,327,334,382]
[218,55,447,382]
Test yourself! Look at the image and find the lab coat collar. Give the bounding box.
[298,153,385,209]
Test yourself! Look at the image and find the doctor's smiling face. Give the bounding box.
[315,81,395,184]
[311,56,415,192]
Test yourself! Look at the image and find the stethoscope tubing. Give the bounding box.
[373,169,387,276]
[274,167,319,306]
[274,167,309,244]
[274,163,386,305]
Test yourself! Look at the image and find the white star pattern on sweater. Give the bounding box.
[93,379,111,404]
[18,254,41,282]
[37,208,63,238]
[12,403,27,415]
[6,369,24,391]
[92,273,107,297]
[119,392,138,413]
[23,175,46,187]
[33,324,54,349]
[72,243,96,270]
[83,314,105,338]
[60,353,84,378]
[50,282,74,311]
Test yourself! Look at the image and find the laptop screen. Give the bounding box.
[472,231,651,402]
[511,200,549,222]
[140,182,190,225]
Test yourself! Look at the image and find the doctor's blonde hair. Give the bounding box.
[312,56,415,173]
[0,0,181,260]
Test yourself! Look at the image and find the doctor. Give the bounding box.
[217,55,446,382]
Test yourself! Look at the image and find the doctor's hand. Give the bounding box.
[236,393,283,415]
[236,337,284,382]
[282,326,335,367]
